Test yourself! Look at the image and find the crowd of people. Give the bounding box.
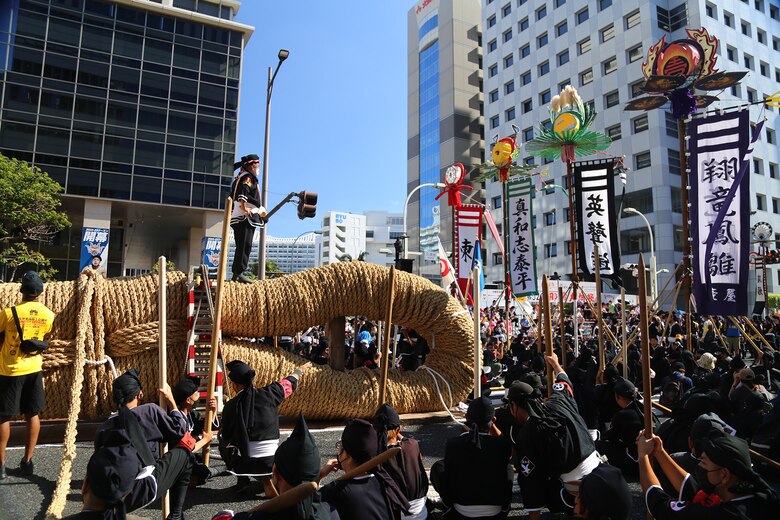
[2,273,780,519]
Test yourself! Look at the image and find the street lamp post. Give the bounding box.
[624,207,657,305]
[258,49,290,280]
[403,182,446,261]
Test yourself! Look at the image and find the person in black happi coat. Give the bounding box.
[373,403,430,519]
[430,397,512,519]
[595,379,651,478]
[230,154,265,283]
[219,360,309,497]
[320,418,410,520]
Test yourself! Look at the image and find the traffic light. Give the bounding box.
[297,191,318,219]
[765,250,780,264]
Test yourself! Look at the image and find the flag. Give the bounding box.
[484,209,505,257]
[472,239,485,291]
[438,238,456,289]
[455,205,483,297]
[574,159,620,276]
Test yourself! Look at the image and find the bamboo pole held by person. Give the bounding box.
[638,254,653,434]
[378,266,396,407]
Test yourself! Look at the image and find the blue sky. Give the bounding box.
[234,2,411,238]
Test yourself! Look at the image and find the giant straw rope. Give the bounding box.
[0,262,475,421]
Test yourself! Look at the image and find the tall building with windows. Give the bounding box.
[320,211,367,266]
[364,211,405,267]
[0,0,253,278]
[483,0,780,297]
[407,0,484,282]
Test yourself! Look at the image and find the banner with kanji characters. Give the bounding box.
[80,227,109,276]
[507,177,537,296]
[574,159,620,276]
[689,110,753,316]
[455,205,483,297]
[753,253,767,316]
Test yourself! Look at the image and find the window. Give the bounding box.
[706,2,717,18]
[558,50,570,66]
[666,112,679,137]
[536,6,547,20]
[539,61,550,76]
[731,84,741,97]
[504,54,514,68]
[544,243,558,258]
[723,11,733,28]
[537,33,548,48]
[580,68,593,85]
[505,80,515,94]
[726,46,736,62]
[668,149,680,175]
[657,4,688,31]
[489,89,499,103]
[625,10,640,29]
[544,211,556,226]
[755,158,764,175]
[492,196,502,209]
[774,198,780,214]
[489,64,498,77]
[521,71,532,85]
[488,15,496,28]
[599,0,612,10]
[627,45,643,63]
[576,8,589,24]
[600,24,615,42]
[757,193,766,211]
[603,56,617,75]
[505,107,516,121]
[747,88,757,103]
[757,29,766,45]
[555,0,566,7]
[540,89,551,104]
[522,98,533,113]
[775,38,780,51]
[559,79,571,92]
[772,5,780,20]
[490,115,500,128]
[503,29,512,42]
[756,0,764,12]
[630,80,644,98]
[606,124,622,140]
[760,61,769,77]
[604,90,619,108]
[519,17,529,31]
[741,21,751,36]
[502,3,511,17]
[744,54,753,70]
[578,37,591,55]
[767,129,775,145]
[770,162,778,179]
[632,114,648,133]
[635,151,651,170]
[556,21,568,36]
[523,127,534,141]
[493,253,503,266]
[488,39,497,52]
[520,44,530,58]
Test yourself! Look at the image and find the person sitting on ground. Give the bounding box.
[728,367,770,440]
[373,404,429,520]
[319,418,409,520]
[171,375,218,486]
[637,428,778,518]
[574,463,632,520]
[95,369,199,520]
[430,397,512,519]
[219,360,310,497]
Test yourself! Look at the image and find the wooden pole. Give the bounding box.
[678,118,692,350]
[542,275,554,396]
[327,317,346,371]
[638,254,653,434]
[502,182,512,338]
[558,285,566,369]
[537,307,543,354]
[567,160,579,357]
[740,316,776,352]
[473,267,482,398]
[248,482,319,513]
[202,197,232,466]
[378,266,396,407]
[593,242,605,369]
[728,316,762,356]
[621,288,628,380]
[157,256,169,518]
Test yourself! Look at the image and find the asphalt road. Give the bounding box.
[1,418,778,520]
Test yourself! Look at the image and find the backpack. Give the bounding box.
[660,378,683,408]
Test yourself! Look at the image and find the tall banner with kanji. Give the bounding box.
[753,253,767,316]
[573,159,620,276]
[507,177,537,296]
[689,110,754,316]
[455,205,483,298]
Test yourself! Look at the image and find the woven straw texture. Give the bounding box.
[0,262,474,421]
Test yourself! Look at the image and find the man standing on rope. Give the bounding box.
[0,271,55,481]
[230,154,266,283]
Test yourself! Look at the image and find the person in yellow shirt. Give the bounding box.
[0,271,55,481]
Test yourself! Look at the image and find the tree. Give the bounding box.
[151,259,176,273]
[0,155,71,281]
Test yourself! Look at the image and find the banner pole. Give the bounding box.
[542,275,554,396]
[638,254,653,434]
[567,160,579,357]
[678,118,692,350]
[594,242,605,369]
[473,267,481,398]
[157,256,169,519]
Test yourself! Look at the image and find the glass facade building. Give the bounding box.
[418,37,440,256]
[0,0,253,278]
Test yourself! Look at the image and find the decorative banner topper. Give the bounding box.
[477,125,540,182]
[525,85,611,163]
[624,27,747,118]
[436,163,473,207]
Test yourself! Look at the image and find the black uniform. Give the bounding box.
[230,168,263,278]
[321,475,402,520]
[595,403,643,476]
[646,479,773,519]
[381,437,429,516]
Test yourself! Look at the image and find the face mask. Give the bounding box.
[694,466,719,495]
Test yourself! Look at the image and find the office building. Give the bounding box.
[320,211,367,266]
[364,210,405,267]
[482,0,780,297]
[0,0,253,278]
[226,231,320,275]
[407,0,484,282]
